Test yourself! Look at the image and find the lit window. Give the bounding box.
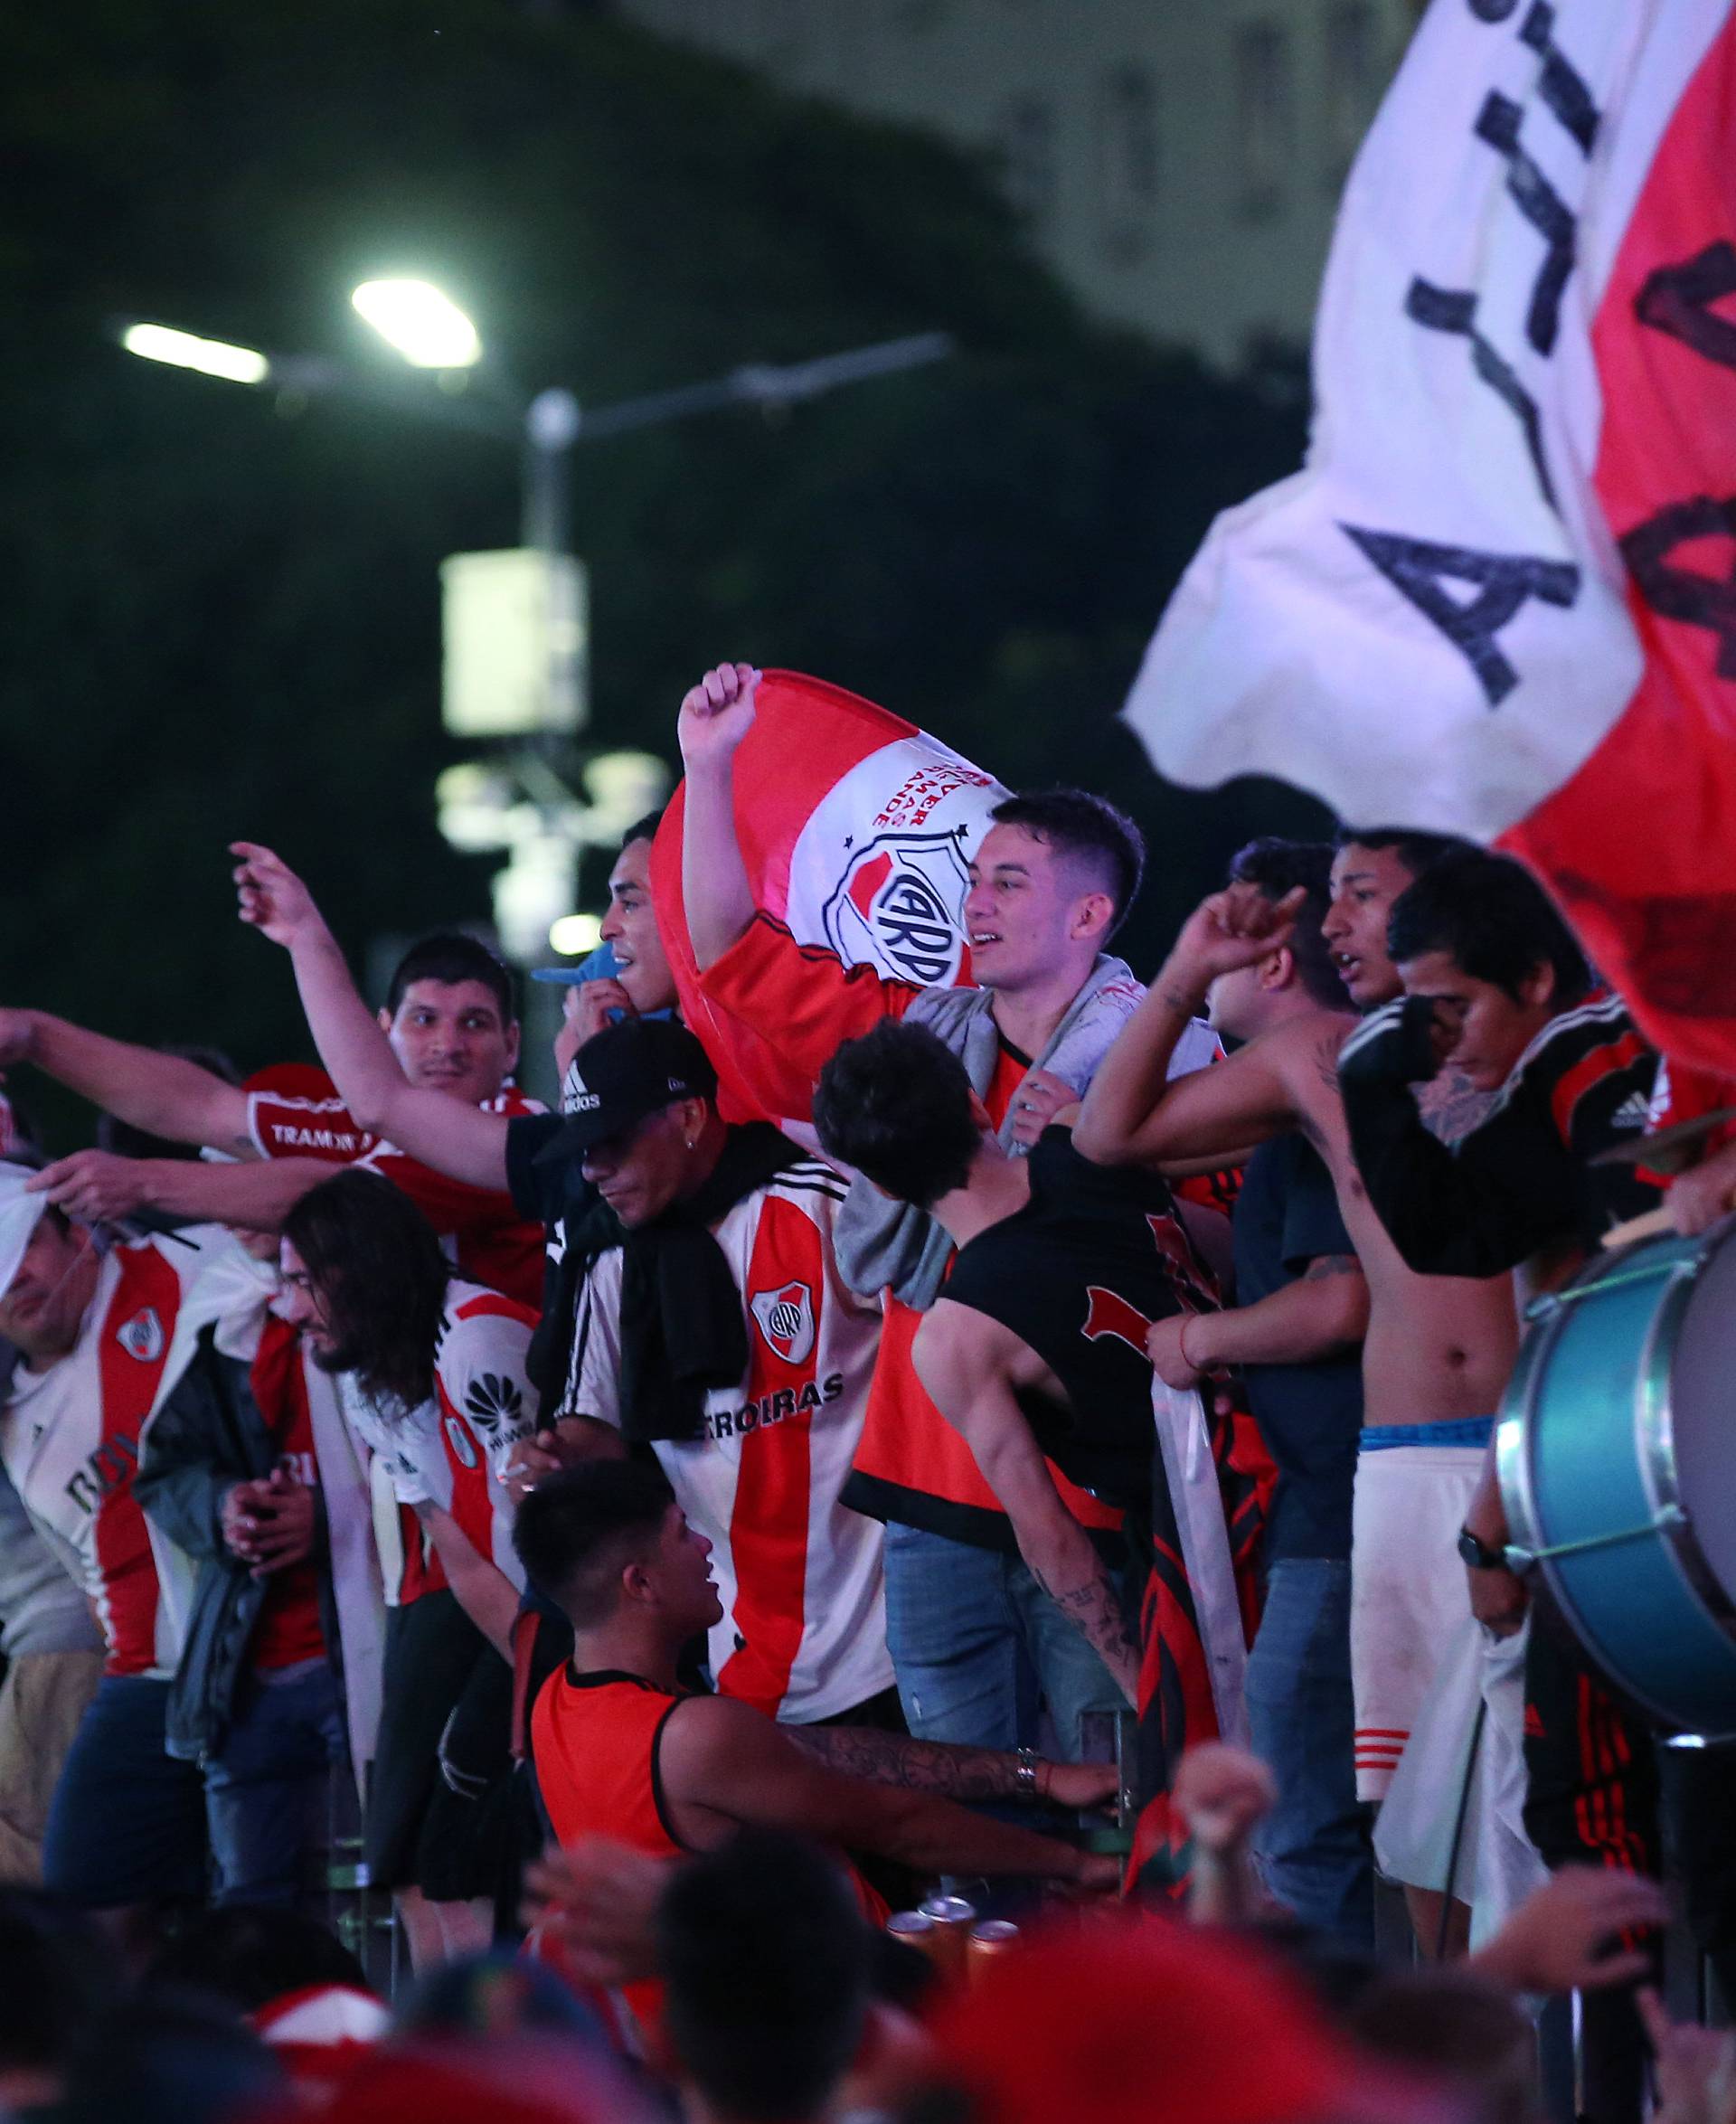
[1096,63,1159,265]
[1233,20,1295,220]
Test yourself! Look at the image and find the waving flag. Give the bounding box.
[1125,1,1736,1073]
[650,670,1007,1125]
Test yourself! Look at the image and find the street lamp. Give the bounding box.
[121,322,270,386]
[350,279,482,370]
[116,289,952,1004]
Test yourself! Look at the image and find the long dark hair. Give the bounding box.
[281,1168,449,1411]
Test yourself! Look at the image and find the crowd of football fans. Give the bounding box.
[0,659,1731,2124]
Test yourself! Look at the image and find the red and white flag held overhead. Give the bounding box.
[1124,0,1736,1073]
[651,670,1007,1126]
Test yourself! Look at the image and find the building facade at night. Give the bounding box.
[609,0,1425,368]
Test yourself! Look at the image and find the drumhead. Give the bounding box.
[1665,1223,1736,1609]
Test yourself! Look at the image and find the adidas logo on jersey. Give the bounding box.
[1609,1092,1653,1131]
[115,1307,165,1364]
[750,1280,816,1365]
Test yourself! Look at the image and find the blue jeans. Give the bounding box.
[1244,1556,1373,1951]
[204,1660,349,1907]
[43,1675,208,1907]
[882,1521,1127,1759]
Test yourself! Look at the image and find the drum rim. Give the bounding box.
[1637,1245,1736,1640]
[1499,1228,1736,1733]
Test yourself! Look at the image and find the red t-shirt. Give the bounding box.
[244,1064,547,1311]
[247,1317,327,1671]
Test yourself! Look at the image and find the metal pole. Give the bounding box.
[521,386,580,555]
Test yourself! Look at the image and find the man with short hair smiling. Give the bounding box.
[0,920,545,1308]
[676,660,1215,1764]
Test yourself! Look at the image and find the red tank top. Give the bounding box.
[531,1668,691,2032]
[531,1666,888,2032]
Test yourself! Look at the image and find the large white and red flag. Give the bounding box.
[650,669,1006,1125]
[1125,0,1736,1072]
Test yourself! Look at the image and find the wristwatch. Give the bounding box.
[1457,1525,1506,1572]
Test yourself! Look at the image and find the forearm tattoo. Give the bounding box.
[788,1723,1030,1800]
[1036,1568,1143,1689]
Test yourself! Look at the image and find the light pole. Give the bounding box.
[118,288,953,983]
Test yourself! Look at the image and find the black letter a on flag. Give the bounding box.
[1341,525,1580,705]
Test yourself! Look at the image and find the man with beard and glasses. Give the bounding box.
[277,1169,538,1969]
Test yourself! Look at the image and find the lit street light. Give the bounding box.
[121,322,271,386]
[116,288,953,1012]
[350,278,483,369]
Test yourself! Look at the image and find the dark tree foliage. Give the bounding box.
[0,0,1321,1143]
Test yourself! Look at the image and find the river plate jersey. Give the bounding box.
[340,1279,539,1604]
[245,1064,547,1311]
[0,1227,273,1677]
[565,1158,891,1723]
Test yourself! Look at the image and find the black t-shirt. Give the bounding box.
[505,1111,598,1416]
[940,1129,1216,1515]
[1230,1136,1363,1563]
[1338,990,1660,1277]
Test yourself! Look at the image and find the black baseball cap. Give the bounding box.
[533,1018,718,1164]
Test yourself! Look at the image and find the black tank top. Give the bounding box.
[941,1129,1219,1512]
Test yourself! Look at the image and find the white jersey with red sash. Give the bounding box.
[0,1227,273,1678]
[339,1279,538,1604]
[567,1161,890,1723]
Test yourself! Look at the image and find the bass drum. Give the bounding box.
[1497,1218,1736,1739]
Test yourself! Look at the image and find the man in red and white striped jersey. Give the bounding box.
[0,932,545,1311]
[0,1173,275,1910]
[529,1019,892,1728]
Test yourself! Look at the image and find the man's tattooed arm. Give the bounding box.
[787,1724,1048,1801]
[1031,1564,1143,1708]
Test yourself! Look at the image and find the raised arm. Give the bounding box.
[0,1011,252,1156]
[676,662,760,972]
[29,1149,335,1233]
[661,1695,1116,1886]
[231,842,509,1193]
[915,1304,1139,1707]
[1074,885,1307,1170]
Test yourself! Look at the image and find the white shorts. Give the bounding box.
[1349,1436,1486,1802]
[1373,1617,1548,1931]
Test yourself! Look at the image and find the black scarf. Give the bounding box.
[568,1122,797,1443]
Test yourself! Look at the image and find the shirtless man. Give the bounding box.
[1074,863,1519,1940]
